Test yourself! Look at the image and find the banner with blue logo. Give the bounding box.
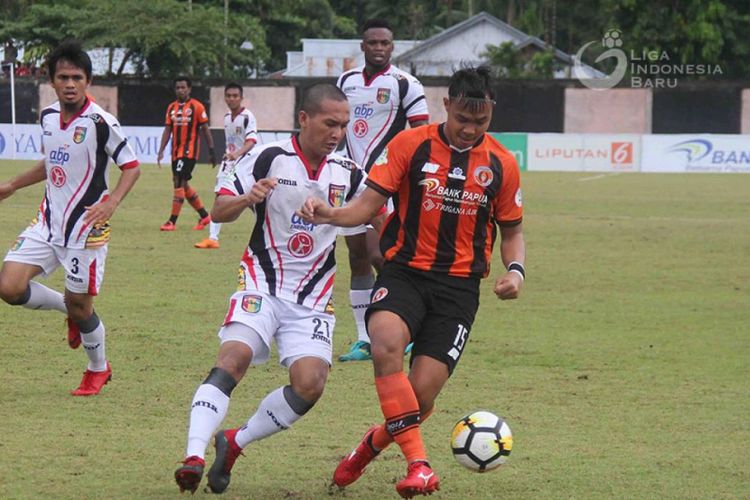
[642,135,750,173]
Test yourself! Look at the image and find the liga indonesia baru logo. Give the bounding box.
[574,29,723,90]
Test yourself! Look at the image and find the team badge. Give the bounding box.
[448,166,466,180]
[241,294,262,313]
[237,266,247,291]
[287,232,314,258]
[328,184,345,207]
[376,88,391,104]
[515,188,523,207]
[352,119,368,138]
[73,126,87,144]
[474,166,494,187]
[10,237,24,251]
[371,287,389,303]
[374,147,388,166]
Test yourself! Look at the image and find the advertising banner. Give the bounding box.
[527,133,641,172]
[491,132,527,171]
[642,134,750,173]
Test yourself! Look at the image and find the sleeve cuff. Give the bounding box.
[365,178,394,197]
[217,188,237,197]
[118,160,140,170]
[408,114,429,124]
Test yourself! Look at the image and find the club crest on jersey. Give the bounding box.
[49,166,67,187]
[352,119,368,138]
[374,147,388,166]
[73,126,87,144]
[377,88,391,103]
[241,294,262,313]
[474,166,494,187]
[448,166,466,180]
[287,232,314,258]
[328,184,345,207]
[372,287,389,303]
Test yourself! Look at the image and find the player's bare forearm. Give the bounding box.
[157,126,171,167]
[1,159,46,200]
[201,124,215,149]
[331,188,387,227]
[84,166,140,225]
[212,178,277,222]
[494,223,525,300]
[237,139,256,157]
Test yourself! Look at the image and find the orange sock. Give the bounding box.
[184,186,204,212]
[371,406,433,452]
[374,372,427,463]
[171,188,185,217]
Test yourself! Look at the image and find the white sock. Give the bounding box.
[209,221,222,241]
[81,320,107,372]
[186,384,230,459]
[350,289,372,344]
[235,386,303,448]
[24,281,66,313]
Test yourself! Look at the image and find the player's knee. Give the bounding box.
[0,278,27,305]
[215,353,250,382]
[289,371,327,404]
[64,297,93,322]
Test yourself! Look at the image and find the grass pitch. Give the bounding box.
[0,161,748,499]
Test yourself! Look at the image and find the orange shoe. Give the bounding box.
[333,426,380,487]
[160,221,176,231]
[396,461,440,499]
[66,318,81,349]
[194,238,220,249]
[193,215,211,230]
[71,362,112,396]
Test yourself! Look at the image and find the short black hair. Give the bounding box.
[300,83,347,116]
[224,82,243,95]
[362,18,392,35]
[448,65,495,106]
[173,76,192,88]
[46,40,92,80]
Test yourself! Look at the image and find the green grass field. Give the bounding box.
[0,160,748,499]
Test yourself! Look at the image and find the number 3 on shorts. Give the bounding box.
[70,257,79,274]
[447,324,468,361]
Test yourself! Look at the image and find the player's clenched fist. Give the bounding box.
[245,178,278,206]
[297,197,333,224]
[494,272,523,300]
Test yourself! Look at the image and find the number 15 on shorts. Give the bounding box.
[447,324,468,361]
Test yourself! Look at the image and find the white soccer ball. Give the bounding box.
[450,410,513,472]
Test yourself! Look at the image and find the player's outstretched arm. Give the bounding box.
[297,187,386,227]
[200,124,217,167]
[212,177,278,223]
[83,166,141,226]
[494,223,526,300]
[0,158,46,202]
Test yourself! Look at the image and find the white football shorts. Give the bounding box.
[218,290,335,367]
[4,224,107,295]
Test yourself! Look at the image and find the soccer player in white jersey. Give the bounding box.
[174,84,370,495]
[336,19,429,361]
[0,41,140,395]
[195,83,258,249]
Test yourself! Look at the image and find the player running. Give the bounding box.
[336,18,429,362]
[0,41,140,395]
[195,83,258,249]
[298,67,526,498]
[157,76,217,231]
[174,84,369,494]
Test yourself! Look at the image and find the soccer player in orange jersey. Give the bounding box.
[157,77,217,231]
[298,66,525,498]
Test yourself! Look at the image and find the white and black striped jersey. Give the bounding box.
[217,135,367,312]
[223,108,258,154]
[35,99,139,249]
[337,64,429,172]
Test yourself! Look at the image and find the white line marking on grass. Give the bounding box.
[578,172,624,182]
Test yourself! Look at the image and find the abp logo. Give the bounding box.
[611,142,633,164]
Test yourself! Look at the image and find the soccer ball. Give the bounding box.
[450,411,512,472]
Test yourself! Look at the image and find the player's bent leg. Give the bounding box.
[368,310,410,377]
[66,291,112,395]
[178,361,243,494]
[0,261,58,308]
[342,233,374,361]
[408,355,450,416]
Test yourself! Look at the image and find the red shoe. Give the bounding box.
[160,221,176,231]
[333,426,381,487]
[66,318,81,349]
[396,461,440,499]
[207,428,244,493]
[175,455,205,494]
[71,362,112,396]
[193,215,211,230]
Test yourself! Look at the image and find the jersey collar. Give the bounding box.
[362,64,391,87]
[438,123,485,152]
[292,134,327,181]
[60,97,91,130]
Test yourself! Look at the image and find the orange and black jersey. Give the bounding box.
[165,98,209,160]
[366,123,523,278]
